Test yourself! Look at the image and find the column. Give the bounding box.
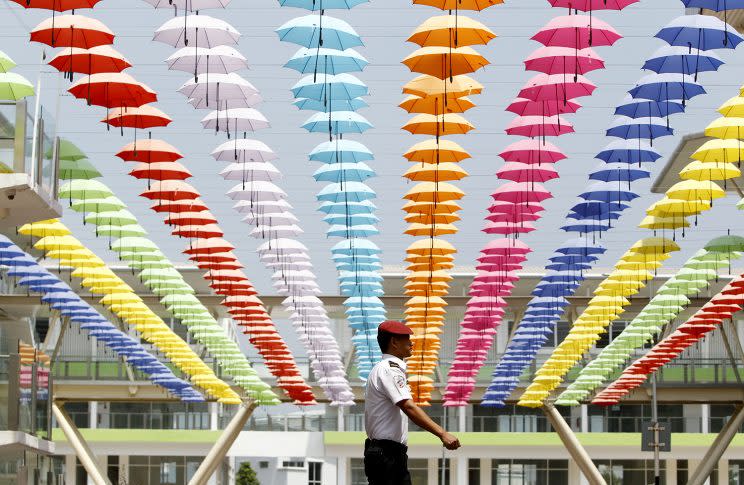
[666,459,677,485]
[337,457,348,485]
[65,455,76,485]
[89,402,98,429]
[209,403,219,431]
[684,404,703,433]
[580,405,589,433]
[718,459,729,485]
[480,458,491,485]
[568,460,583,485]
[119,455,129,485]
[428,458,439,484]
[337,406,345,432]
[458,406,467,433]
[702,404,710,434]
[453,457,468,485]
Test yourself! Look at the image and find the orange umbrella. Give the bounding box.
[30,14,114,48]
[403,74,482,98]
[407,261,455,272]
[129,162,192,181]
[403,162,468,181]
[49,45,130,75]
[399,94,476,114]
[405,253,455,264]
[402,113,474,135]
[404,212,461,224]
[140,180,200,201]
[407,238,457,255]
[405,223,458,236]
[403,181,466,202]
[404,139,471,164]
[103,105,172,130]
[408,15,496,47]
[403,46,489,79]
[68,73,157,108]
[402,200,462,214]
[413,0,503,10]
[116,139,183,163]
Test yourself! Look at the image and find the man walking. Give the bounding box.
[364,320,461,485]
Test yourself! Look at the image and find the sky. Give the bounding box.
[2,0,744,299]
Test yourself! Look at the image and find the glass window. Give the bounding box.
[468,458,480,485]
[308,461,322,485]
[351,458,365,485]
[409,459,428,485]
[437,458,450,485]
[596,459,665,485]
[492,459,567,485]
[730,460,744,485]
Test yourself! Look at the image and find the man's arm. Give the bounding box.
[397,399,461,450]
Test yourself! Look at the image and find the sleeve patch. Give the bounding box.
[394,374,406,389]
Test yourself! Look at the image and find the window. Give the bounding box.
[596,459,667,485]
[281,459,305,469]
[730,460,744,484]
[492,459,568,485]
[259,461,269,469]
[437,458,450,485]
[308,461,322,485]
[468,459,480,485]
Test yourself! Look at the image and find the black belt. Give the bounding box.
[365,438,408,453]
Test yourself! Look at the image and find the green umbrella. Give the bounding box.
[111,237,160,253]
[140,267,183,281]
[0,72,33,101]
[151,286,195,296]
[705,235,744,254]
[59,179,113,200]
[59,159,101,180]
[126,260,173,270]
[84,209,138,226]
[674,268,716,281]
[649,294,691,306]
[96,224,148,238]
[70,196,126,213]
[0,51,16,73]
[52,140,87,162]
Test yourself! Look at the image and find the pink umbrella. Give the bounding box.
[483,220,537,235]
[477,253,528,264]
[505,115,574,137]
[496,162,559,183]
[473,271,520,284]
[468,283,515,297]
[524,46,605,76]
[480,238,532,255]
[491,182,552,204]
[547,0,639,11]
[476,262,524,272]
[485,211,541,224]
[531,15,622,48]
[488,200,546,215]
[506,97,581,116]
[518,74,596,102]
[499,139,566,164]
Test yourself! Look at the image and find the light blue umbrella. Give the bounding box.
[285,47,368,74]
[323,213,379,225]
[291,73,368,101]
[302,111,372,134]
[317,181,376,202]
[279,0,368,9]
[294,97,367,112]
[331,238,381,255]
[313,162,375,182]
[309,139,373,163]
[276,15,363,50]
[318,200,377,214]
[327,224,379,237]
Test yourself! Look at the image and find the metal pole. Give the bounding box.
[188,400,257,485]
[719,322,742,385]
[543,404,607,485]
[52,402,111,485]
[687,404,744,485]
[651,375,660,485]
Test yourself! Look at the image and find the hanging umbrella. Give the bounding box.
[142,0,232,9]
[178,73,260,107]
[403,163,468,182]
[614,96,684,118]
[314,162,376,182]
[532,15,622,48]
[506,97,581,116]
[226,181,287,201]
[310,139,373,163]
[152,198,209,214]
[140,180,201,201]
[499,139,565,164]
[154,14,241,48]
[294,97,368,112]
[302,111,373,134]
[606,116,674,140]
[518,73,596,101]
[0,52,15,74]
[285,47,367,74]
[404,139,471,163]
[167,45,247,76]
[116,139,183,163]
[30,14,114,48]
[291,73,368,100]
[59,179,113,199]
[718,96,744,117]
[505,115,573,137]
[400,94,475,114]
[70,196,125,212]
[692,138,744,163]
[589,163,650,182]
[704,117,744,139]
[491,182,552,203]
[103,106,172,130]
[412,0,503,11]
[629,73,705,104]
[219,162,281,182]
[656,14,743,50]
[525,46,604,75]
[402,113,474,135]
[403,73,483,97]
[201,108,270,132]
[402,46,490,79]
[211,138,277,162]
[0,73,34,101]
[496,162,558,183]
[547,0,638,10]
[279,0,367,9]
[276,15,363,50]
[173,224,224,239]
[643,45,724,77]
[68,73,157,108]
[596,140,661,164]
[49,45,130,76]
[408,15,495,48]
[680,160,740,181]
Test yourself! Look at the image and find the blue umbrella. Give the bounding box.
[337,261,382,272]
[331,238,381,255]
[324,212,379,225]
[580,182,640,203]
[0,247,26,260]
[643,45,724,78]
[302,111,372,135]
[313,162,375,182]
[561,218,612,234]
[589,162,651,182]
[294,97,368,112]
[41,291,81,304]
[655,14,742,50]
[319,200,377,214]
[317,181,376,202]
[606,116,674,141]
[327,224,379,237]
[629,73,706,104]
[567,210,622,222]
[556,238,606,256]
[310,139,373,164]
[614,96,685,118]
[570,201,629,217]
[279,0,368,10]
[595,140,661,164]
[285,47,368,74]
[291,73,368,101]
[546,262,593,271]
[4,256,42,267]
[276,15,363,50]
[684,0,744,8]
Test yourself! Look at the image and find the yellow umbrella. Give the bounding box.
[406,296,448,307]
[18,219,71,237]
[399,94,475,114]
[629,237,679,254]
[403,162,469,182]
[402,113,475,135]
[615,260,663,271]
[404,139,471,163]
[100,292,141,305]
[594,286,638,297]
[71,267,117,279]
[680,160,740,181]
[403,74,482,98]
[34,235,84,251]
[57,257,106,268]
[413,0,504,11]
[408,15,496,47]
[666,179,725,202]
[403,46,490,79]
[647,198,711,217]
[405,222,458,236]
[692,139,744,163]
[718,95,744,117]
[704,117,744,139]
[403,181,466,202]
[638,215,690,230]
[45,248,97,260]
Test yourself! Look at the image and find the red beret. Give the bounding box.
[378,320,413,335]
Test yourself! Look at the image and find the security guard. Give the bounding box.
[364,320,460,485]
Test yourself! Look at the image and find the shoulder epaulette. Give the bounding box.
[388,361,401,370]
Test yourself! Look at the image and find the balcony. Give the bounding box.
[0,100,61,227]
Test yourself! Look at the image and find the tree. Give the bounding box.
[235,461,260,485]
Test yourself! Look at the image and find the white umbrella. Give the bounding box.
[241,211,298,225]
[219,161,281,182]
[166,45,247,75]
[226,181,286,201]
[144,0,232,10]
[212,138,277,162]
[188,96,259,109]
[178,73,260,108]
[250,225,303,238]
[201,108,269,133]
[266,260,313,270]
[154,14,240,48]
[257,238,308,254]
[233,199,292,214]
[260,252,311,263]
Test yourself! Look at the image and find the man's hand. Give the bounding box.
[440,432,460,450]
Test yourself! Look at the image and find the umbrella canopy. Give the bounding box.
[408,15,496,47]
[154,14,241,48]
[68,73,157,108]
[0,73,34,101]
[276,15,363,50]
[49,45,130,75]
[103,106,172,129]
[532,15,622,48]
[30,14,114,48]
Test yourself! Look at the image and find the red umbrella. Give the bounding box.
[198,259,243,271]
[10,0,100,9]
[103,105,172,130]
[140,180,200,201]
[499,140,566,164]
[188,251,238,264]
[116,139,183,162]
[485,211,541,224]
[152,198,208,213]
[172,224,224,239]
[30,14,114,48]
[505,115,574,137]
[506,97,581,116]
[184,238,236,254]
[205,269,248,282]
[491,182,553,203]
[68,73,157,108]
[164,211,217,226]
[223,295,262,307]
[49,45,130,75]
[129,162,192,181]
[483,221,536,235]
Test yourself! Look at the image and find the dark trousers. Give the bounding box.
[364,438,412,485]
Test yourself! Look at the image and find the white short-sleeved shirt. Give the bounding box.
[364,354,413,445]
